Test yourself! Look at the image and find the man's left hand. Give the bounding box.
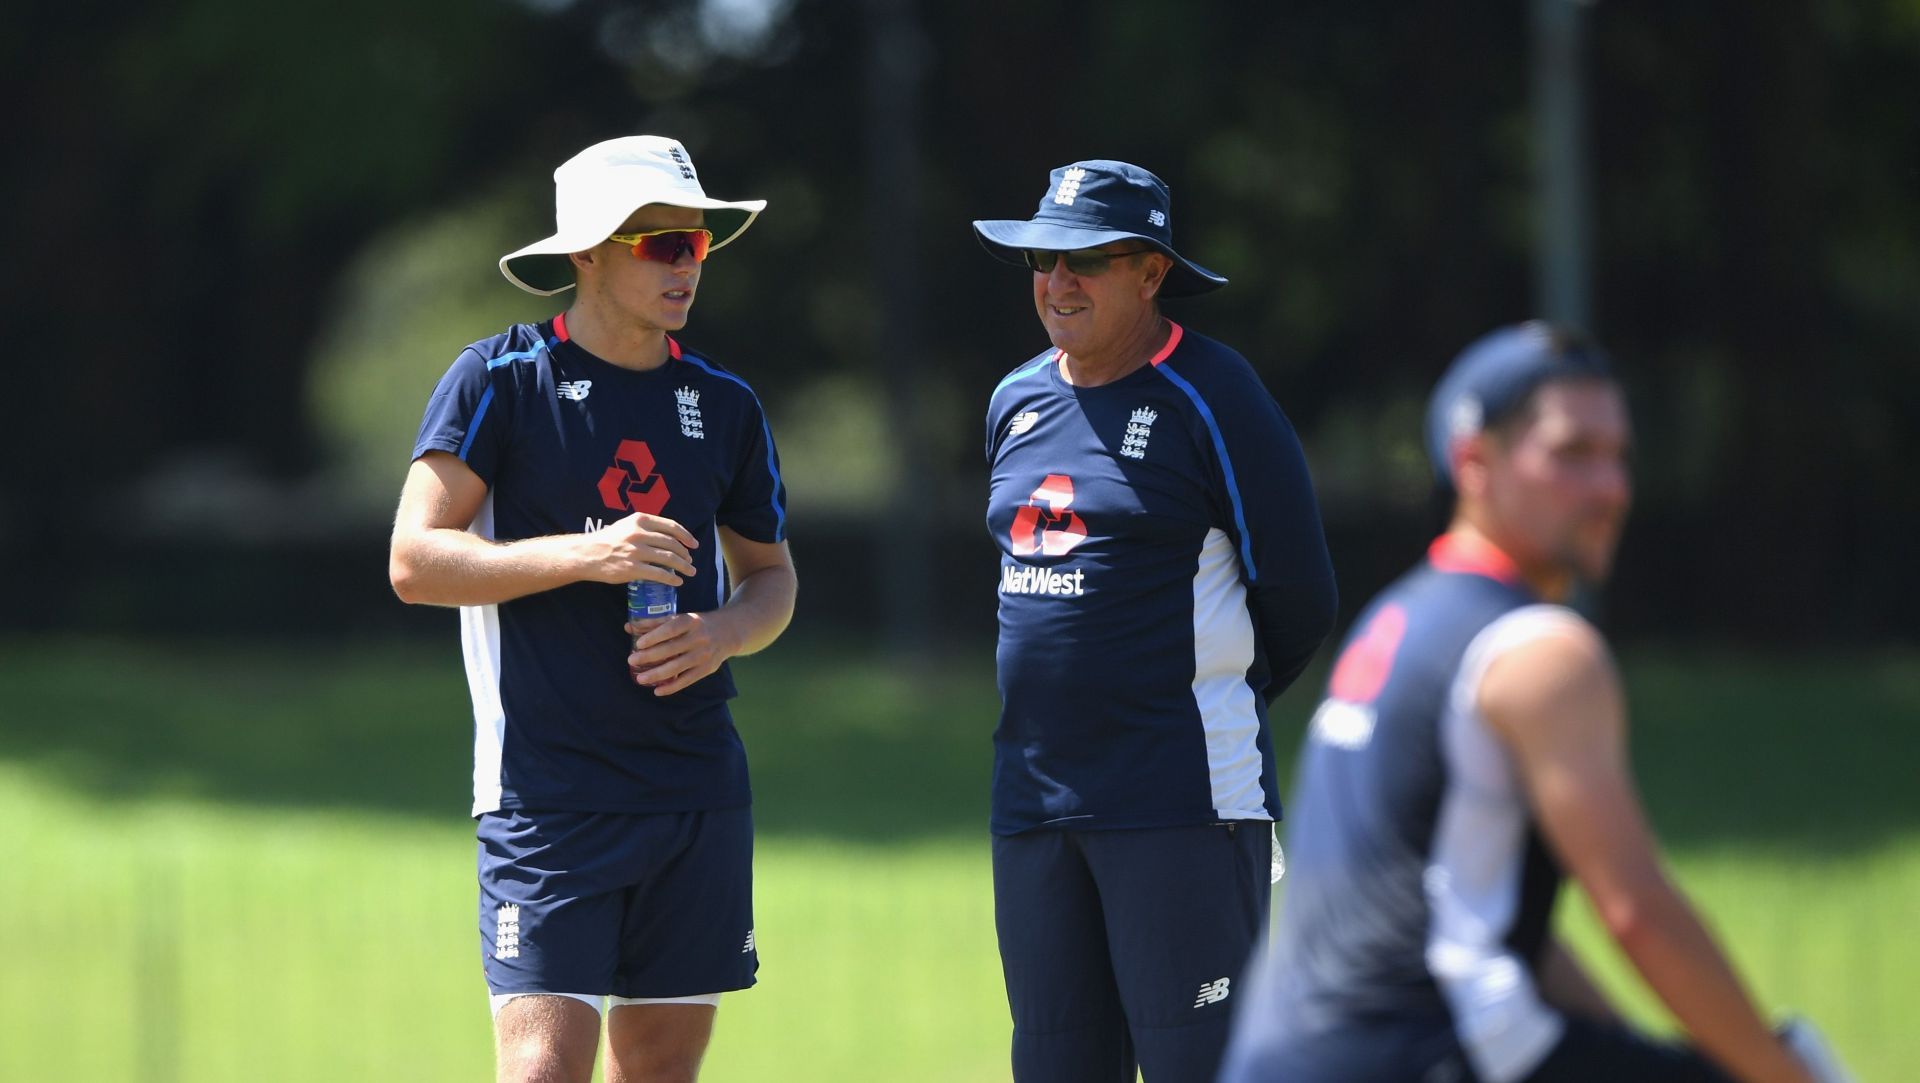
[626,613,739,696]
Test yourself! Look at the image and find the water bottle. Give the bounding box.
[626,580,677,623]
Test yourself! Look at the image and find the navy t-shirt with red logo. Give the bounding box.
[984,322,1337,835]
[412,313,786,817]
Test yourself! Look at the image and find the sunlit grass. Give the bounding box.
[2,640,1912,1080]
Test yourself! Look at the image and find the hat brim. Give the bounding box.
[500,200,766,296]
[971,219,1228,298]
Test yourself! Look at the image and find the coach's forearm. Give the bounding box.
[1607,880,1813,1083]
[390,528,595,608]
[706,565,797,659]
[1257,572,1339,697]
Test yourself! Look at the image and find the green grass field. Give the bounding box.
[1,639,1913,1081]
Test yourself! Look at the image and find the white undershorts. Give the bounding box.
[490,991,722,1018]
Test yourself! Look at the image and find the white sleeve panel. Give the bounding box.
[462,492,507,817]
[1426,604,1588,1082]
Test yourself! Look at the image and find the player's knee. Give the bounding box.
[495,995,599,1083]
[606,1031,709,1083]
[608,1053,704,1083]
[605,1000,716,1083]
[497,1038,594,1083]
[1012,1023,1135,1083]
[1130,1016,1234,1083]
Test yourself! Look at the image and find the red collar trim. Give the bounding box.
[1428,532,1524,586]
[553,313,679,362]
[1147,321,1184,366]
[1051,322,1184,376]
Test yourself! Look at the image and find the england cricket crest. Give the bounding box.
[675,386,705,439]
[1120,406,1157,460]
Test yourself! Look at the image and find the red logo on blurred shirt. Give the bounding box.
[1327,604,1407,704]
[598,439,671,515]
[1010,474,1088,557]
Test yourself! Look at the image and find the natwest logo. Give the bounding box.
[598,439,671,515]
[1000,565,1086,597]
[1010,474,1087,557]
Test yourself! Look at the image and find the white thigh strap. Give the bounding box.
[609,993,722,1008]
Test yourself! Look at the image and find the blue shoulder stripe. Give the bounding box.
[1154,361,1258,582]
[677,354,789,541]
[484,340,552,369]
[458,335,557,462]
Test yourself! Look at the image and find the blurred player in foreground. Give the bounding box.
[1218,323,1850,1083]
[390,136,794,1083]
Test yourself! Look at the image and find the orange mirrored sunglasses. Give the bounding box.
[608,228,714,264]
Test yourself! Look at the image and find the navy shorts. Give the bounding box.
[1218,1014,1738,1083]
[477,806,757,999]
[1525,1019,1737,1083]
[993,821,1272,1083]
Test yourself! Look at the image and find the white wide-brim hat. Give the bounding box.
[499,135,767,296]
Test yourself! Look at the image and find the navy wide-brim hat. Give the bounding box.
[971,160,1228,298]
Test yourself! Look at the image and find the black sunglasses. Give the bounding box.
[1022,247,1157,276]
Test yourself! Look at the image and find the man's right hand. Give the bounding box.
[392,455,702,609]
[577,512,700,586]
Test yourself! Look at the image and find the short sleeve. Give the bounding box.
[714,393,788,543]
[412,348,509,486]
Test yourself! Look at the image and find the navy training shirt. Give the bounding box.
[412,313,787,816]
[985,322,1337,835]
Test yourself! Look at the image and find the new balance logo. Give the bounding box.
[1008,411,1040,436]
[1147,209,1166,227]
[742,929,756,954]
[494,903,522,960]
[557,380,592,402]
[1193,977,1231,1008]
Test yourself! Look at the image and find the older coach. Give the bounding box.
[973,160,1338,1083]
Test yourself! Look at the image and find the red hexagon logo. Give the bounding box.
[1010,474,1087,557]
[598,439,671,515]
[1327,604,1407,705]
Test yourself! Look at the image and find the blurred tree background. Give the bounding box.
[3,0,1916,648]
